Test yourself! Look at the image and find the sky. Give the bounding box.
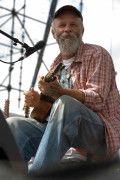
[0,0,120,115]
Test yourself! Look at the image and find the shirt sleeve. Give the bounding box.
[81,48,115,111]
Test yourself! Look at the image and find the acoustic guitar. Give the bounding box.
[30,62,65,123]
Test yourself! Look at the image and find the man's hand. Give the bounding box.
[38,76,63,98]
[24,87,40,107]
[38,76,85,103]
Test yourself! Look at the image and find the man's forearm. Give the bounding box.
[57,88,85,103]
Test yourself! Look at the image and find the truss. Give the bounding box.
[0,0,83,109]
[0,0,57,108]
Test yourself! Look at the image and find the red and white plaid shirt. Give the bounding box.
[50,42,120,157]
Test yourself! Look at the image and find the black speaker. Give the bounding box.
[0,109,27,174]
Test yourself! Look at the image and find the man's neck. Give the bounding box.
[61,53,75,60]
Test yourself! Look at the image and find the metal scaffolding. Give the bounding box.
[0,0,84,109]
[0,0,57,108]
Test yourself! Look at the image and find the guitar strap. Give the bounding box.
[0,109,27,173]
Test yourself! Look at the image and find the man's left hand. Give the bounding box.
[38,76,63,98]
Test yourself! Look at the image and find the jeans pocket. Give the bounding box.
[63,116,81,138]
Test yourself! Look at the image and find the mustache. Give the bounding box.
[60,32,77,39]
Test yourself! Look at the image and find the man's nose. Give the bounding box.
[64,25,71,32]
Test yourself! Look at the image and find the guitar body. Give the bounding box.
[30,100,52,123]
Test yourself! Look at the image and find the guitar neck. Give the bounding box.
[40,93,55,103]
[44,62,64,82]
[4,99,9,119]
[24,105,30,118]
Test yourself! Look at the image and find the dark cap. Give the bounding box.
[53,5,83,21]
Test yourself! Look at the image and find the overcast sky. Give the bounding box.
[0,0,120,115]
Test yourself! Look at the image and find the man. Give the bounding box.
[7,5,120,174]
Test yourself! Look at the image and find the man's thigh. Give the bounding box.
[61,99,106,156]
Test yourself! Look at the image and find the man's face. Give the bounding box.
[52,11,84,56]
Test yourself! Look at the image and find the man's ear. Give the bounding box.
[51,28,56,39]
[82,26,84,35]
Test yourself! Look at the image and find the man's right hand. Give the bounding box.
[24,87,40,107]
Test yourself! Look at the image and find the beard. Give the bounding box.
[55,32,82,56]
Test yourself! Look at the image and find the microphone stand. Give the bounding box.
[0,29,30,50]
[0,29,34,65]
[0,29,31,102]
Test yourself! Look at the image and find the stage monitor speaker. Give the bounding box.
[0,109,27,174]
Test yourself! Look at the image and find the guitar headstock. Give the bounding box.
[44,63,65,82]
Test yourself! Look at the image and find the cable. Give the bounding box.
[0,58,24,65]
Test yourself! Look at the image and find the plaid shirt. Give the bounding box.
[50,42,120,157]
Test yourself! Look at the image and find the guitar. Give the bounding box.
[30,62,65,123]
[24,104,30,118]
[4,99,10,119]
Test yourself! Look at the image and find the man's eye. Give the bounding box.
[71,24,76,26]
[59,24,65,27]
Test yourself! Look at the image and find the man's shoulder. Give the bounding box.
[75,42,112,63]
[82,43,109,55]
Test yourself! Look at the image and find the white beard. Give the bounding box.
[55,32,82,56]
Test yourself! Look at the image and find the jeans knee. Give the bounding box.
[56,95,76,106]
[56,95,84,112]
[7,117,17,126]
[6,117,23,132]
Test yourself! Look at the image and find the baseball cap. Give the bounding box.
[53,5,83,21]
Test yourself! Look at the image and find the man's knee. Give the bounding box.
[6,117,25,132]
[56,95,80,106]
[7,117,17,124]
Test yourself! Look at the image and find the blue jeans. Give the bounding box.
[7,95,106,174]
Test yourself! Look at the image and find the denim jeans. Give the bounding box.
[7,95,106,174]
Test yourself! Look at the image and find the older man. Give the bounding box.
[7,5,120,174]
